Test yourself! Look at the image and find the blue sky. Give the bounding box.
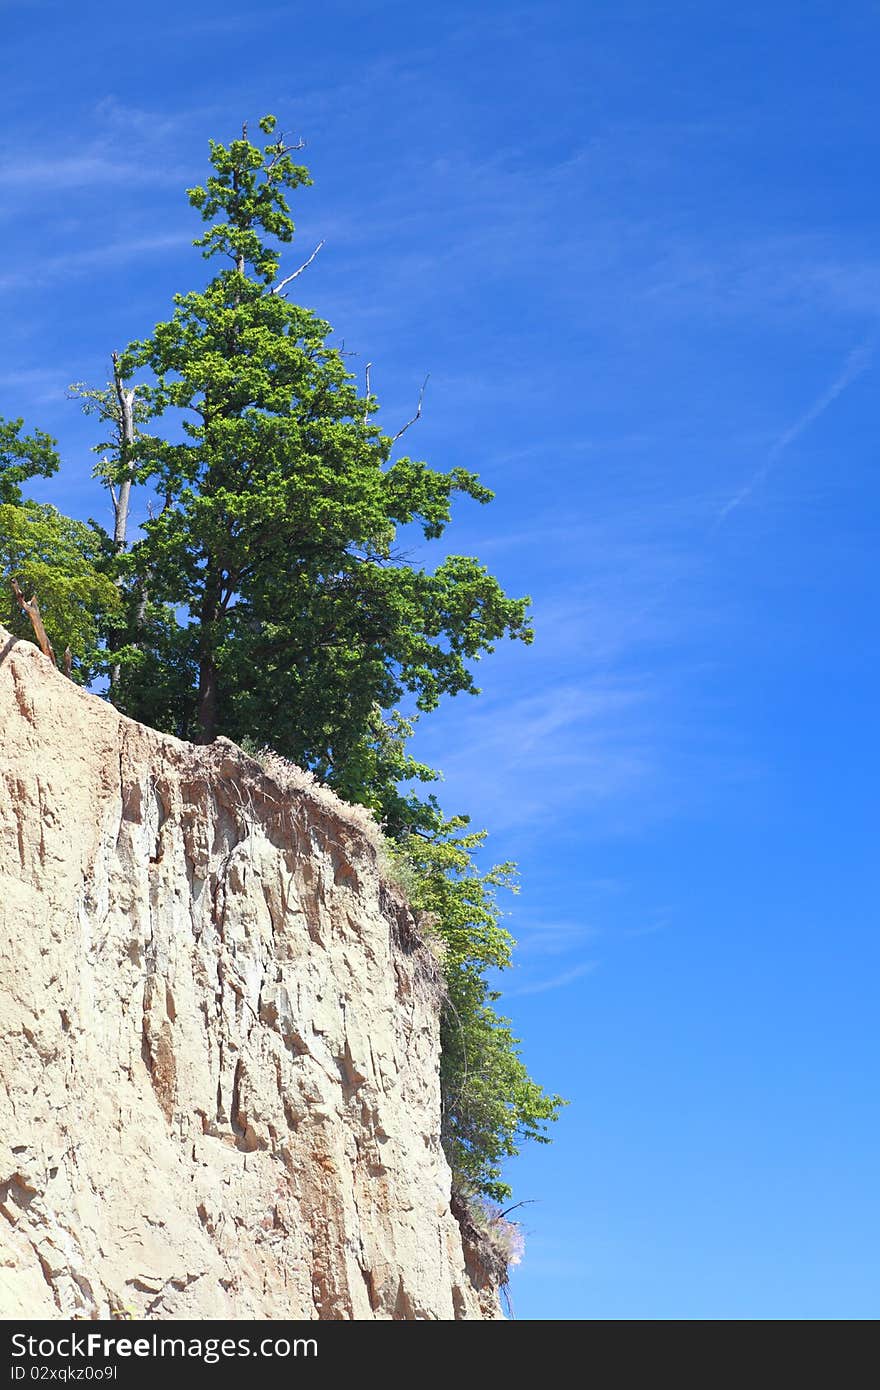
[3,0,880,1319]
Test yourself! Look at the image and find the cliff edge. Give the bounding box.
[0,628,500,1320]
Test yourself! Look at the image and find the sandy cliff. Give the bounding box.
[0,628,499,1320]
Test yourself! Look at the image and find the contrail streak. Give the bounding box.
[716,339,875,525]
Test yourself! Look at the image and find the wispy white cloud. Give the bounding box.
[644,232,880,322]
[0,365,71,404]
[506,961,598,997]
[0,232,189,295]
[407,481,747,839]
[159,7,299,37]
[0,154,183,190]
[514,919,600,958]
[92,95,225,142]
[621,917,670,939]
[415,678,656,835]
[0,92,211,211]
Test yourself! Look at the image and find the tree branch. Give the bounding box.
[270,240,325,296]
[389,374,430,445]
[497,1200,538,1221]
[11,579,56,666]
[147,491,173,522]
[265,134,306,173]
[364,362,372,427]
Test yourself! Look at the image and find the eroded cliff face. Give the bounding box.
[0,629,499,1320]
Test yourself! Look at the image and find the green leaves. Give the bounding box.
[184,120,311,282]
[112,121,534,787]
[389,818,566,1200]
[0,501,119,678]
[0,415,60,505]
[0,414,119,676]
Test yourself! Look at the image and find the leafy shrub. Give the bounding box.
[387,816,566,1201]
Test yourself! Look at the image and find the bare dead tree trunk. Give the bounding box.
[233,135,245,279]
[11,579,56,668]
[111,352,136,553]
[195,566,221,743]
[197,656,219,744]
[109,352,138,690]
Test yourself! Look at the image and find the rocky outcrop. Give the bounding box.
[0,628,499,1320]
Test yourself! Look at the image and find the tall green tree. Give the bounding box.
[111,117,532,826]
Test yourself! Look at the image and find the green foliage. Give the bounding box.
[106,119,531,832]
[0,414,119,677]
[389,817,566,1201]
[107,589,199,735]
[0,416,60,505]
[0,499,119,678]
[186,115,310,281]
[325,706,443,839]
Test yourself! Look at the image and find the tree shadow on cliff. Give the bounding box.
[0,632,20,670]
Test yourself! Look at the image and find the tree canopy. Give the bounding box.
[105,117,532,839]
